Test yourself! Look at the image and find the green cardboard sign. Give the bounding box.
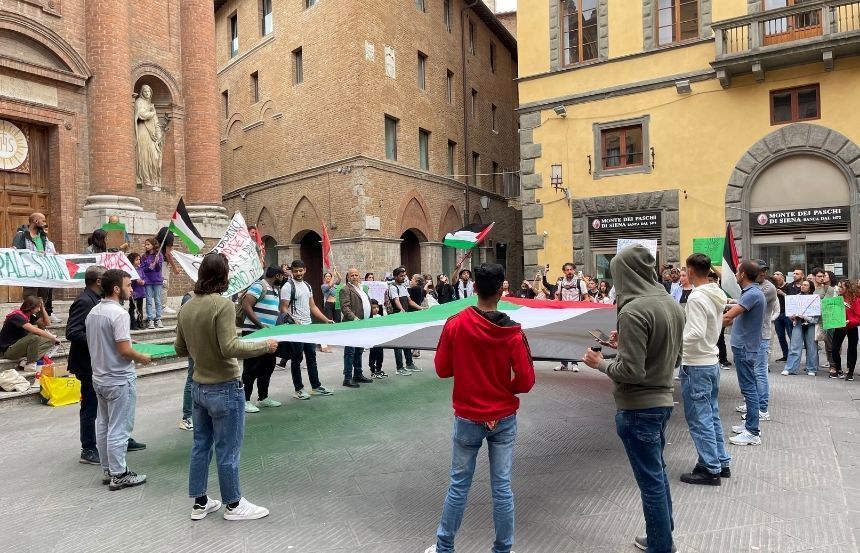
[821,296,847,330]
[692,237,724,266]
[132,343,176,359]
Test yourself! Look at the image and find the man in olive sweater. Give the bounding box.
[583,245,684,553]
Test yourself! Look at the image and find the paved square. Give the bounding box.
[1,350,858,553]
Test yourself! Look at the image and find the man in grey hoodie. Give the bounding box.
[583,245,684,553]
[678,254,730,486]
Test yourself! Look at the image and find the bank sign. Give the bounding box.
[751,207,849,228]
[589,212,661,231]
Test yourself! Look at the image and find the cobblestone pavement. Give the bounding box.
[1,349,858,553]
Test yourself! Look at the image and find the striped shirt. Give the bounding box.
[242,280,280,334]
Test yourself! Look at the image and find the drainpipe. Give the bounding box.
[461,0,479,226]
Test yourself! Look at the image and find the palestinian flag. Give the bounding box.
[443,222,495,250]
[721,223,742,299]
[169,197,205,254]
[243,297,617,361]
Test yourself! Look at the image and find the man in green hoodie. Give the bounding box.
[583,245,684,553]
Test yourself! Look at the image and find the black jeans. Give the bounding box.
[324,302,341,323]
[291,342,322,391]
[717,330,728,363]
[369,347,384,371]
[832,327,859,376]
[77,373,98,452]
[242,353,277,401]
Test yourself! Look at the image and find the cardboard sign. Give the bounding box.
[691,237,724,266]
[617,238,658,258]
[785,294,821,318]
[821,296,847,330]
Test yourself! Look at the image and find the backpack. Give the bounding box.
[234,281,264,327]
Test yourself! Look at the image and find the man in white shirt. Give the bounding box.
[279,259,334,400]
[454,269,474,299]
[387,266,424,375]
[86,269,151,491]
[339,267,374,388]
[678,254,731,486]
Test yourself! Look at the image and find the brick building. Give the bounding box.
[214,0,523,297]
[0,0,228,302]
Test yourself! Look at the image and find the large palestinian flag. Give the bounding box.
[243,297,617,361]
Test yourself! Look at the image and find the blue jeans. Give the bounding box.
[343,346,365,379]
[182,358,194,420]
[615,407,674,553]
[394,347,413,369]
[94,378,137,476]
[145,283,163,321]
[680,365,730,474]
[754,338,770,413]
[773,314,791,358]
[732,346,759,435]
[436,415,517,553]
[785,322,818,374]
[189,379,245,505]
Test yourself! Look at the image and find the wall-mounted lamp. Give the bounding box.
[675,79,692,94]
[550,164,563,191]
[553,105,567,118]
[586,155,592,175]
[479,195,490,210]
[650,147,656,169]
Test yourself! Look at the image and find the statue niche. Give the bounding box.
[134,84,170,191]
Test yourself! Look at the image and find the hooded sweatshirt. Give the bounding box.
[597,246,685,410]
[682,282,727,366]
[435,306,535,422]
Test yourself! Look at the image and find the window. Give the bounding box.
[222,90,229,118]
[250,72,259,103]
[229,13,239,58]
[471,152,480,186]
[492,161,500,192]
[385,115,398,161]
[417,52,427,91]
[490,43,496,72]
[446,70,454,104]
[601,126,643,169]
[656,0,699,46]
[305,0,316,8]
[261,0,273,35]
[293,47,303,84]
[469,21,476,54]
[447,140,456,175]
[415,0,426,12]
[444,0,451,32]
[471,89,477,119]
[491,104,497,131]
[770,84,820,125]
[561,0,599,64]
[419,129,430,170]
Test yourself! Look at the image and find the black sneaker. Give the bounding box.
[79,449,100,465]
[109,470,147,491]
[775,357,787,362]
[353,376,373,383]
[693,464,730,478]
[680,470,720,486]
[127,438,147,452]
[720,360,732,367]
[634,535,677,552]
[342,380,360,388]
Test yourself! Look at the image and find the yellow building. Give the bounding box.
[517,0,860,283]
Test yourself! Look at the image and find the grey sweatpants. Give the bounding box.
[94,379,137,476]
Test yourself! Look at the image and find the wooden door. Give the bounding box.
[0,122,50,303]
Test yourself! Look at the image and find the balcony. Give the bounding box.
[712,0,860,87]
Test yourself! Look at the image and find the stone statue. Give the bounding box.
[134,84,164,190]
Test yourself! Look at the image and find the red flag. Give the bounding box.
[321,222,334,270]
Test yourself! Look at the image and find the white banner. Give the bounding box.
[785,294,821,318]
[173,212,264,296]
[0,249,140,288]
[617,238,658,258]
[363,280,389,304]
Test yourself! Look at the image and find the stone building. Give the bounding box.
[214,0,522,298]
[0,1,227,302]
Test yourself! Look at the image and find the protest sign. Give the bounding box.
[821,296,847,330]
[785,294,821,318]
[0,249,139,288]
[617,238,658,258]
[173,212,263,296]
[363,280,389,304]
[692,237,724,266]
[101,222,128,251]
[64,252,141,281]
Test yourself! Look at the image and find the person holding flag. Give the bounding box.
[158,198,205,315]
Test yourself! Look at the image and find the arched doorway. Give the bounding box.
[297,230,323,308]
[400,229,424,275]
[262,235,278,268]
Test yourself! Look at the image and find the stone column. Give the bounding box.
[83,0,138,214]
[180,0,228,227]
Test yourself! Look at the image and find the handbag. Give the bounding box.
[40,375,82,407]
[0,369,30,392]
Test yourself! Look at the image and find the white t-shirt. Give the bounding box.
[280,279,314,325]
[85,300,135,386]
[352,284,371,319]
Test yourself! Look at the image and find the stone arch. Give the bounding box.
[0,11,91,85]
[725,122,860,272]
[259,99,275,119]
[255,206,278,241]
[131,63,181,104]
[438,203,462,240]
[396,191,433,240]
[471,211,484,225]
[289,195,323,242]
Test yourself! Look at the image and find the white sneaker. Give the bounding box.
[781,370,790,376]
[146,320,155,330]
[178,418,193,431]
[49,314,62,324]
[257,397,282,408]
[244,402,260,413]
[741,411,771,421]
[23,362,38,373]
[191,498,222,520]
[729,430,762,446]
[731,424,746,434]
[735,404,747,413]
[223,497,269,520]
[571,363,580,373]
[293,389,311,400]
[163,306,177,314]
[424,546,437,553]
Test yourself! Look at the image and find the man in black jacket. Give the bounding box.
[67,266,146,465]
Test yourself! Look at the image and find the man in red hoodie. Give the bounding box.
[426,263,535,553]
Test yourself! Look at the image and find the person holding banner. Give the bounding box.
[782,279,819,377]
[831,279,860,381]
[0,296,59,372]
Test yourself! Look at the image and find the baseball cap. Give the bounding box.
[755,259,769,271]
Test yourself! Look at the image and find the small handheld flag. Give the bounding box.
[168,197,205,254]
[721,223,742,299]
[443,222,495,250]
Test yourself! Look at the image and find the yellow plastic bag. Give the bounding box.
[40,375,82,407]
